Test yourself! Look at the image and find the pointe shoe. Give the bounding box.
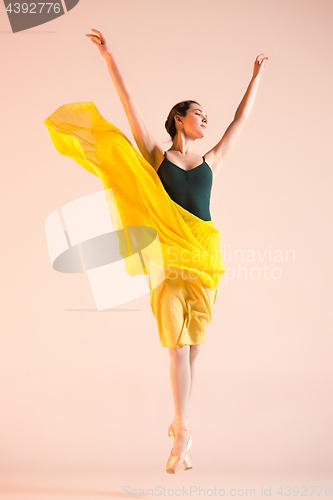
[166,415,192,474]
[168,424,193,470]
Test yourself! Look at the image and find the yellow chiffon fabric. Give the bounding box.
[150,266,218,348]
[44,101,225,345]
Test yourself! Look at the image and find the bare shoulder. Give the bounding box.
[204,150,224,178]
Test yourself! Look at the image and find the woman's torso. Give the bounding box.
[156,151,213,221]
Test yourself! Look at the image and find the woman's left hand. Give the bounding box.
[253,53,269,78]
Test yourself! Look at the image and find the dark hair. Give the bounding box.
[165,100,201,141]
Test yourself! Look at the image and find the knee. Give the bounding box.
[190,344,201,360]
[168,345,189,363]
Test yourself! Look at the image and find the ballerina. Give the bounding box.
[46,28,268,474]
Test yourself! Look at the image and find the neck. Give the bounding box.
[170,132,197,155]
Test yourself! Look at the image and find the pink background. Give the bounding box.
[1,0,332,496]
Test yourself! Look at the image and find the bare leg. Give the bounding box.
[168,345,191,455]
[189,344,202,401]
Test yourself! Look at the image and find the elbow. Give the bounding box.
[234,113,248,123]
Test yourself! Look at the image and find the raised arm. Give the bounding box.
[205,54,269,178]
[86,29,163,170]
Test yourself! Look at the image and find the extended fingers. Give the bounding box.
[86,33,99,40]
[257,53,269,63]
[91,28,104,43]
[86,33,103,44]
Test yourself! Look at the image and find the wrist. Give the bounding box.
[104,52,113,64]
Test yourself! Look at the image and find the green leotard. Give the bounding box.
[157,151,212,222]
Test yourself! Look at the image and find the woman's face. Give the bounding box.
[176,103,208,138]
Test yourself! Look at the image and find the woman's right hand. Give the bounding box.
[86,28,110,59]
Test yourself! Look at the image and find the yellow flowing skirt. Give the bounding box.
[44,101,225,347]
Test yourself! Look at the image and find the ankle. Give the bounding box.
[174,413,188,420]
[173,414,190,430]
